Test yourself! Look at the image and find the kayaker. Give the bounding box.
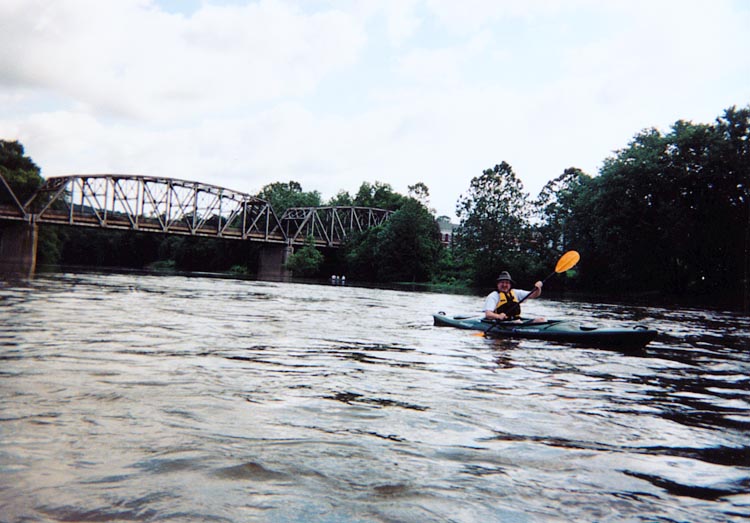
[484,271,544,322]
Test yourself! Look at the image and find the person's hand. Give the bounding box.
[497,312,507,320]
[535,281,543,289]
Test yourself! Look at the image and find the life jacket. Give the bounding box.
[494,290,521,319]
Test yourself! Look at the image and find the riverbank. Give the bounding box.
[23,263,748,313]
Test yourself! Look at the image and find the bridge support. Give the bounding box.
[0,220,38,278]
[258,243,293,281]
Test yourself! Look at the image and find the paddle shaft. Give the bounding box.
[513,270,557,308]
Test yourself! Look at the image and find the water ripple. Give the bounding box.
[1,272,748,522]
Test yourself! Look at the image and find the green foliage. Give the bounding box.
[455,162,532,285]
[432,247,471,286]
[0,140,43,205]
[375,199,442,281]
[342,226,383,280]
[256,181,321,215]
[342,198,442,282]
[534,167,592,257]
[408,182,431,207]
[326,190,354,206]
[229,264,249,275]
[284,236,324,276]
[0,140,65,267]
[559,105,750,300]
[35,227,64,268]
[353,181,407,210]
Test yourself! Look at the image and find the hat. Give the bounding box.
[496,271,514,284]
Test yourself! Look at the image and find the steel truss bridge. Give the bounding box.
[1,174,392,247]
[280,206,392,246]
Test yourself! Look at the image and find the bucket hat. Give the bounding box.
[496,271,514,284]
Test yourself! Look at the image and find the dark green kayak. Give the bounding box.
[433,312,658,349]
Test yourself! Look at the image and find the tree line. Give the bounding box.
[1,104,748,308]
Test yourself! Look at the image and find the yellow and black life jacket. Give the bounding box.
[494,290,521,319]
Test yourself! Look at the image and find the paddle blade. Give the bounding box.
[554,250,580,273]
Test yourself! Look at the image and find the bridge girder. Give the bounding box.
[23,174,288,243]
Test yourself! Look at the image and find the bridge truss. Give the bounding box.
[280,206,393,247]
[23,174,287,243]
[0,175,26,220]
[8,174,393,247]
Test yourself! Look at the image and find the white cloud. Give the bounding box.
[1,0,748,220]
[381,0,422,47]
[0,0,365,119]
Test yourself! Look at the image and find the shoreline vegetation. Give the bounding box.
[28,263,740,313]
[2,104,749,311]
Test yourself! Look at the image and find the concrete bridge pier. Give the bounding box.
[258,243,293,281]
[0,220,38,278]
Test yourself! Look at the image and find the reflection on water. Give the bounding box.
[1,272,749,522]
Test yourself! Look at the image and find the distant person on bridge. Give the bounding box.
[483,271,544,322]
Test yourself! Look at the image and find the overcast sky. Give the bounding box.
[1,0,748,219]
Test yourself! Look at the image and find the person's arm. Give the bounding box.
[513,285,541,302]
[527,281,543,299]
[485,309,508,321]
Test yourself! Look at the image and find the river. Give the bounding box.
[1,272,748,522]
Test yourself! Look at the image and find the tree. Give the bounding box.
[560,106,750,299]
[454,162,532,285]
[326,190,354,206]
[256,181,321,216]
[564,127,675,290]
[284,236,324,276]
[534,167,591,256]
[375,198,442,282]
[353,181,407,210]
[342,226,383,280]
[0,140,65,268]
[408,182,431,207]
[340,182,442,283]
[0,140,44,205]
[714,106,750,309]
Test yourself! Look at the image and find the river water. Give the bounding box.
[1,272,749,523]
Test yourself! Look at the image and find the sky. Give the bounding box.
[1,0,749,220]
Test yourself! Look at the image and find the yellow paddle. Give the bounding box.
[474,250,580,336]
[508,250,580,309]
[548,250,581,280]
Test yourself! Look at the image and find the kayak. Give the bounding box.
[433,312,658,349]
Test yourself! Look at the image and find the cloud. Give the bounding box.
[1,0,748,220]
[0,0,366,119]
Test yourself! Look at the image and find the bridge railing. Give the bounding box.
[280,206,393,247]
[23,174,288,243]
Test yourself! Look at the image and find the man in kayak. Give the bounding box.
[484,271,544,322]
